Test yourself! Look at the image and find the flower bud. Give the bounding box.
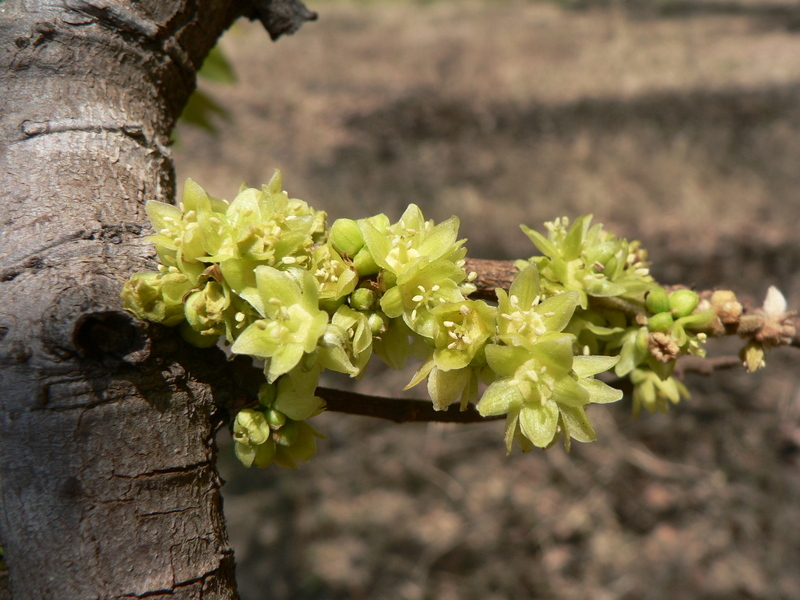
[233,409,271,446]
[265,408,287,430]
[330,218,365,257]
[647,312,674,333]
[669,289,699,318]
[353,247,380,276]
[367,311,388,335]
[257,383,277,408]
[349,287,376,311]
[740,341,766,373]
[645,286,671,314]
[273,420,299,447]
[710,289,742,323]
[183,291,205,330]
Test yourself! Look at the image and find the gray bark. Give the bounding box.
[0,1,313,597]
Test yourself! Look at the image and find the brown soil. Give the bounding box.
[174,2,800,598]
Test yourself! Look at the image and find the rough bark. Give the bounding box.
[0,1,309,598]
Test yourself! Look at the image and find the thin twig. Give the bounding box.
[317,386,502,424]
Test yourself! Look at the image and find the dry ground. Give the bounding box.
[174,1,800,598]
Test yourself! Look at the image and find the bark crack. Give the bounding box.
[112,461,214,480]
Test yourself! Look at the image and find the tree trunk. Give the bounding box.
[0,1,272,597]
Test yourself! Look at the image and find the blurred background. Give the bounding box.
[174,1,800,598]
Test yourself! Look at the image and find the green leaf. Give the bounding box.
[198,44,237,84]
[179,89,230,134]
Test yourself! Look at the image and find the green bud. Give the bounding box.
[273,420,299,447]
[669,289,699,318]
[178,321,220,348]
[352,246,380,276]
[183,290,205,329]
[645,286,671,314]
[647,312,674,333]
[367,312,388,335]
[233,409,272,446]
[257,383,277,408]
[349,287,376,311]
[330,218,365,257]
[265,408,287,429]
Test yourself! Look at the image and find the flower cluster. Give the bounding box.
[518,216,716,415]
[123,174,722,467]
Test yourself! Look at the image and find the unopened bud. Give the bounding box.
[645,286,671,314]
[257,383,277,408]
[350,288,376,311]
[273,420,299,447]
[330,219,364,257]
[669,289,699,318]
[265,408,287,430]
[367,312,388,335]
[648,312,674,333]
[353,247,380,276]
[710,290,742,323]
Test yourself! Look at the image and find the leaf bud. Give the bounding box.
[645,286,671,314]
[349,287,376,311]
[669,289,699,318]
[647,312,674,333]
[330,218,365,257]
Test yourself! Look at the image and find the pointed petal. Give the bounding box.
[477,379,523,416]
[519,403,559,447]
[572,355,619,378]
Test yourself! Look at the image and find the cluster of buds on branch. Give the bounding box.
[122,171,798,468]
